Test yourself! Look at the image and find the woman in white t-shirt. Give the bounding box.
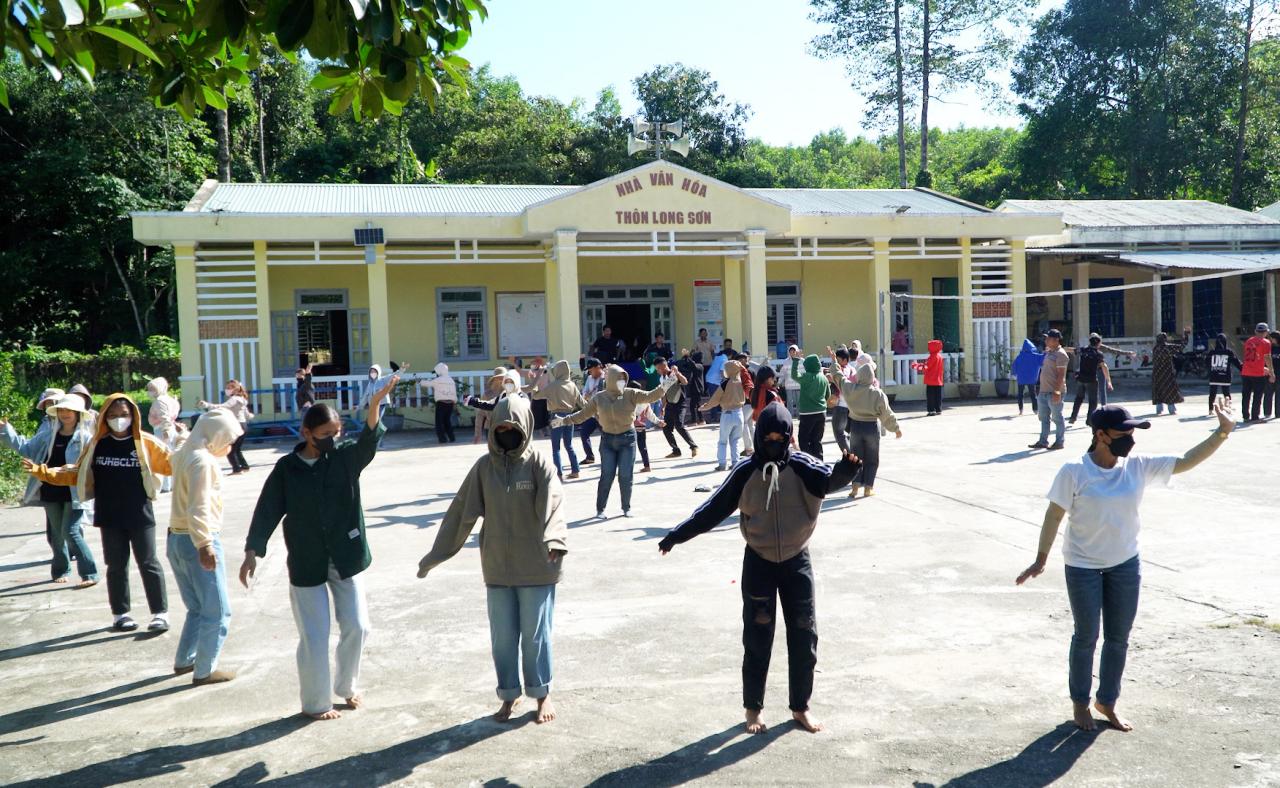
[1016,401,1235,733]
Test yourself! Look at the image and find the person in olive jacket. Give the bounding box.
[240,372,398,721]
[417,396,568,725]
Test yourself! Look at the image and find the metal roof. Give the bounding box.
[745,188,986,215]
[1000,199,1280,228]
[195,182,578,215]
[1117,250,1280,271]
[1261,201,1280,220]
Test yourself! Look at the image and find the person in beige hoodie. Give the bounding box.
[552,364,674,518]
[417,396,567,724]
[699,358,751,471]
[167,408,242,684]
[530,359,586,481]
[841,363,902,498]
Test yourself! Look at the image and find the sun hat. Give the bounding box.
[36,388,65,409]
[46,394,88,417]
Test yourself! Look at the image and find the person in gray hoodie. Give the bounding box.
[659,402,861,735]
[530,360,586,481]
[841,363,902,499]
[417,396,567,724]
[552,365,674,518]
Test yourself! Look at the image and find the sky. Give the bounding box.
[463,0,1030,147]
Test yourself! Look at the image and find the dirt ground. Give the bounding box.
[1,382,1277,787]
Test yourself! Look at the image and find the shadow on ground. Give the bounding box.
[585,723,792,787]
[916,722,1099,787]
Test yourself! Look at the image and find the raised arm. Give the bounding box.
[659,463,753,553]
[1173,399,1234,474]
[1016,502,1068,584]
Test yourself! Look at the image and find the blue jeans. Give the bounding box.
[1065,555,1141,705]
[1037,392,1065,445]
[578,417,599,460]
[550,414,579,477]
[44,501,98,581]
[597,431,636,513]
[1155,401,1177,415]
[167,532,231,679]
[718,407,745,467]
[486,584,556,701]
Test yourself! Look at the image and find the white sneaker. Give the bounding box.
[148,614,170,633]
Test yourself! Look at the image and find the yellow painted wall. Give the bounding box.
[267,265,370,312]
[577,255,726,349]
[1033,260,1162,339]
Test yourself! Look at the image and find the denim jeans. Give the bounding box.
[167,532,231,678]
[1154,401,1178,415]
[597,430,636,513]
[830,406,850,454]
[1065,555,1141,705]
[486,584,556,701]
[289,564,370,715]
[44,501,98,581]
[578,417,599,460]
[847,420,881,488]
[718,407,745,467]
[549,414,579,477]
[1037,392,1065,445]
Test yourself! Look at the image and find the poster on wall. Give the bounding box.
[497,292,548,357]
[693,280,723,344]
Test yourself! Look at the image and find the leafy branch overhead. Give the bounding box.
[1,0,485,118]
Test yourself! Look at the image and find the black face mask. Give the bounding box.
[760,440,787,462]
[312,434,337,454]
[1107,434,1135,457]
[495,430,522,452]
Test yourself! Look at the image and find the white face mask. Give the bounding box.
[369,372,378,380]
[503,382,518,395]
[108,416,132,433]
[613,379,626,393]
[224,388,235,398]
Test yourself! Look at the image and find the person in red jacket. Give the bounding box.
[911,339,945,415]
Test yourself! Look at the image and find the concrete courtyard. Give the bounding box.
[2,383,1277,787]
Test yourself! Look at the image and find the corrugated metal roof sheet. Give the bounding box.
[745,188,985,215]
[1261,201,1280,220]
[1117,250,1280,270]
[198,183,578,215]
[1000,199,1279,228]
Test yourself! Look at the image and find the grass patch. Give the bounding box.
[1244,617,1280,634]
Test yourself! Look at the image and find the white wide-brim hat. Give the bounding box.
[46,395,88,417]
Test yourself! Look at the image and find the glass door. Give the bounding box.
[650,303,673,343]
[582,305,605,355]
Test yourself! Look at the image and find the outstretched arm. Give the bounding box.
[1015,502,1068,584]
[659,463,753,554]
[1173,399,1234,474]
[825,453,863,494]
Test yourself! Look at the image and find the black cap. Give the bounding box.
[585,357,602,369]
[1088,405,1151,432]
[1045,328,1062,339]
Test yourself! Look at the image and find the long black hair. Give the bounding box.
[302,403,340,432]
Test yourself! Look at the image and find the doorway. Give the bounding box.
[581,285,675,361]
[932,277,960,352]
[604,303,652,362]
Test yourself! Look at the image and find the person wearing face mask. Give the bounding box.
[466,370,527,413]
[147,377,182,493]
[25,394,174,632]
[698,358,754,470]
[1017,401,1236,733]
[841,363,902,499]
[294,363,316,421]
[418,396,568,724]
[551,364,674,518]
[789,348,831,459]
[3,392,99,587]
[2,388,64,577]
[529,359,585,481]
[167,408,243,685]
[197,379,253,474]
[240,372,398,720]
[658,403,861,736]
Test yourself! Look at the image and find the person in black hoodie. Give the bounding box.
[1207,333,1242,413]
[677,350,707,425]
[659,402,861,735]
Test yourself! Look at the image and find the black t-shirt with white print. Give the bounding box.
[1208,349,1241,384]
[91,434,155,529]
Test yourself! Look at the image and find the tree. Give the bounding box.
[630,63,751,178]
[2,0,484,120]
[1229,0,1279,205]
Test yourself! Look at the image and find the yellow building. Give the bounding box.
[132,161,1061,415]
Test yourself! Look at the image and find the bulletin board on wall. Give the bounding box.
[497,292,548,357]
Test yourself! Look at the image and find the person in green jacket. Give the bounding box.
[417,396,568,724]
[790,348,831,459]
[240,372,398,721]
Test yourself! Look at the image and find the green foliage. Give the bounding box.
[2,0,485,122]
[0,355,38,502]
[144,335,181,360]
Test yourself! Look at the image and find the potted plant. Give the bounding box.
[956,357,981,399]
[991,346,1012,399]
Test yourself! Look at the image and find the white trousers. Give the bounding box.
[288,564,371,715]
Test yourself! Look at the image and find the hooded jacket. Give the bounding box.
[245,419,386,587]
[791,354,831,415]
[468,369,529,412]
[147,377,181,440]
[1208,335,1243,384]
[170,409,243,549]
[912,340,945,387]
[1012,339,1045,386]
[3,413,95,509]
[659,403,860,563]
[677,353,706,396]
[28,394,173,504]
[843,364,900,430]
[699,359,748,412]
[421,362,458,403]
[358,364,393,410]
[530,360,586,414]
[418,396,567,586]
[561,365,670,434]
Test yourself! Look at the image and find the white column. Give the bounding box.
[548,230,581,360]
[1152,272,1163,337]
[174,242,204,411]
[1074,261,1091,343]
[367,243,391,369]
[873,237,892,373]
[254,240,275,418]
[743,230,767,357]
[1268,271,1278,331]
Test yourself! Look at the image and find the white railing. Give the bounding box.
[267,370,501,417]
[891,353,965,385]
[1095,337,1154,377]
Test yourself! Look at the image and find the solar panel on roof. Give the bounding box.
[354,227,384,245]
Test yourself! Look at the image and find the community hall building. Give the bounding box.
[130,161,1280,415]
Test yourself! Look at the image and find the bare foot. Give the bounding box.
[75,579,98,589]
[536,697,557,724]
[1094,701,1133,732]
[52,577,69,584]
[304,709,342,720]
[745,709,767,734]
[792,710,825,733]
[344,695,363,710]
[1072,701,1097,731]
[494,697,523,722]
